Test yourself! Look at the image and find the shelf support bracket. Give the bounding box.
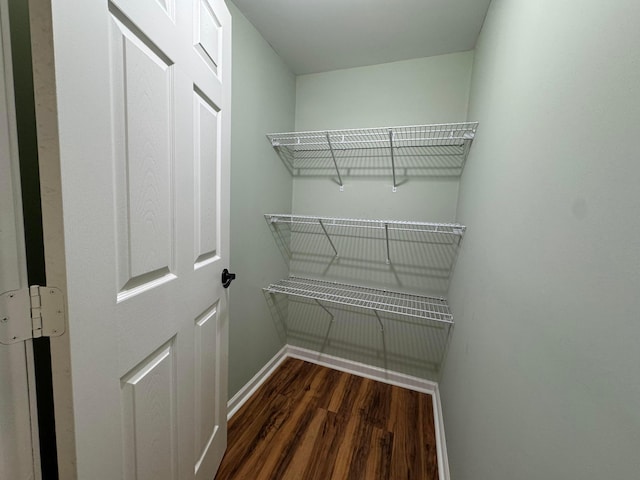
[384,223,391,264]
[460,138,472,172]
[373,310,384,332]
[326,132,344,191]
[389,129,397,192]
[314,299,334,322]
[318,219,339,257]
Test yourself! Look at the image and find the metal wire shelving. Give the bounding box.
[266,122,478,190]
[265,214,465,236]
[264,276,453,329]
[264,214,466,263]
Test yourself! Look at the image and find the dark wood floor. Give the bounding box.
[215,358,438,480]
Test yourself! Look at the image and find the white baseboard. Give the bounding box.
[286,345,439,393]
[227,344,450,480]
[226,345,289,420]
[433,382,451,480]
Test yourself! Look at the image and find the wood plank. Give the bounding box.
[279,407,327,480]
[364,427,394,479]
[331,378,372,478]
[300,409,346,479]
[389,387,424,479]
[422,393,439,480]
[344,414,374,480]
[214,393,291,480]
[360,380,392,430]
[255,364,334,478]
[216,358,439,480]
[327,369,349,413]
[312,365,343,410]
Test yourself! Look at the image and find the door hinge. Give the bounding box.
[0,286,65,345]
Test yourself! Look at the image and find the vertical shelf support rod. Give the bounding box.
[389,129,397,192]
[384,223,391,264]
[326,132,343,189]
[460,129,475,171]
[318,219,339,257]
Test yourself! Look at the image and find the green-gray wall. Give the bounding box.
[286,53,474,379]
[226,2,295,398]
[441,1,640,478]
[293,52,474,223]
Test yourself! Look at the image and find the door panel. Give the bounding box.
[194,90,220,266]
[194,304,219,466]
[35,0,232,478]
[121,340,177,480]
[110,12,176,297]
[195,0,222,74]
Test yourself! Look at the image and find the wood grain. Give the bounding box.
[215,358,438,480]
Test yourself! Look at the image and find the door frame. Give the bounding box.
[26,0,77,477]
[1,0,45,476]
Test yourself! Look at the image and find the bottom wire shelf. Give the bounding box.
[264,276,453,325]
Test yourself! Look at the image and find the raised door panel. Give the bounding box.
[191,0,225,113]
[110,13,176,301]
[194,89,219,267]
[153,0,175,20]
[194,304,220,473]
[194,0,221,76]
[121,341,177,480]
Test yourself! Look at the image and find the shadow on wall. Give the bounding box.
[269,217,462,295]
[272,144,469,179]
[262,216,461,379]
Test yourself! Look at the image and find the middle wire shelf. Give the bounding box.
[264,276,454,326]
[265,214,466,262]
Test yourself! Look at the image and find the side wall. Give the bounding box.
[441,1,640,478]
[226,2,295,398]
[288,53,474,379]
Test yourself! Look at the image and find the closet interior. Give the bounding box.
[260,122,478,378]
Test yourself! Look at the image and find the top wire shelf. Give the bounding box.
[266,122,478,189]
[265,214,465,236]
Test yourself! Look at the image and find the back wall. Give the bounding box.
[286,52,474,379]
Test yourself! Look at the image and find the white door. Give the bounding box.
[0,0,41,477]
[32,0,232,478]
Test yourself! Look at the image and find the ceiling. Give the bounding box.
[231,0,492,75]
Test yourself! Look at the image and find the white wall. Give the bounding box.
[226,2,295,398]
[441,0,640,478]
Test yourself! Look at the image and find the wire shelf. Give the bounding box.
[265,214,466,237]
[266,122,478,187]
[265,213,465,267]
[264,276,453,325]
